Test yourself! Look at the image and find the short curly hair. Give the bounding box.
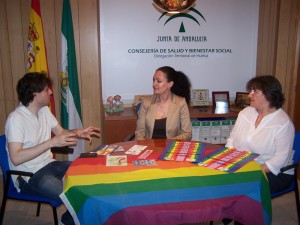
[156,66,191,104]
[246,75,285,109]
[17,72,52,106]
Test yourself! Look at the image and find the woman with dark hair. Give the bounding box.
[135,66,192,140]
[223,75,295,225]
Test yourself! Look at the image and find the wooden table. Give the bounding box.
[60,139,271,225]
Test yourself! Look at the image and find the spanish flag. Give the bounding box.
[26,0,56,115]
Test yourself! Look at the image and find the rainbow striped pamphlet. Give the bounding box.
[159,141,206,162]
[198,147,259,173]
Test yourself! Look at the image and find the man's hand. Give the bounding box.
[50,133,78,147]
[8,132,78,166]
[75,126,101,144]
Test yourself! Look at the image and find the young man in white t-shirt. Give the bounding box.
[5,72,100,225]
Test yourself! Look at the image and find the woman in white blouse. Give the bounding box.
[226,75,295,194]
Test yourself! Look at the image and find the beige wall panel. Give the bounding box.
[261,0,272,73]
[97,1,104,137]
[54,0,63,122]
[82,99,101,149]
[276,1,291,84]
[257,0,271,74]
[256,0,264,74]
[256,0,279,75]
[1,100,18,133]
[54,0,62,72]
[6,0,26,99]
[267,1,279,74]
[283,0,298,117]
[275,0,297,115]
[78,0,102,141]
[291,1,300,130]
[0,40,5,133]
[0,101,6,134]
[0,53,4,101]
[0,0,14,104]
[7,100,17,113]
[0,0,8,101]
[294,21,300,130]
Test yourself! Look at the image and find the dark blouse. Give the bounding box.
[152,118,167,139]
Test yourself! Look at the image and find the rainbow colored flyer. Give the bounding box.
[198,147,259,173]
[159,141,206,162]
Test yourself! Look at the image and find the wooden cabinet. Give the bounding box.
[104,108,137,144]
[104,106,240,144]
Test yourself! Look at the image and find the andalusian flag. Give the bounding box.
[61,0,85,160]
[26,0,56,115]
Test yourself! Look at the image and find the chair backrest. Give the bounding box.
[136,102,141,119]
[293,131,300,165]
[0,135,10,185]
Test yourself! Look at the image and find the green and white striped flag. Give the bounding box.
[61,0,84,160]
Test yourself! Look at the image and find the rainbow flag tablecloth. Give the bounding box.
[60,156,271,225]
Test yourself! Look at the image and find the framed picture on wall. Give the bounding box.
[235,92,250,108]
[212,91,230,107]
[192,89,209,106]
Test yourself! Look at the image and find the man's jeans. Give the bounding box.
[18,161,71,202]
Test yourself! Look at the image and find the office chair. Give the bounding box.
[0,134,73,225]
[123,102,141,141]
[271,131,300,224]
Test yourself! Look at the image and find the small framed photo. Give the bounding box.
[212,91,230,107]
[235,92,250,108]
[192,89,209,106]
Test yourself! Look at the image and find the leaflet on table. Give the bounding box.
[106,155,127,166]
[198,147,259,173]
[138,149,154,159]
[159,141,206,162]
[90,144,121,155]
[125,145,147,155]
[133,159,157,166]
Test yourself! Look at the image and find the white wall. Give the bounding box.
[100,0,259,104]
